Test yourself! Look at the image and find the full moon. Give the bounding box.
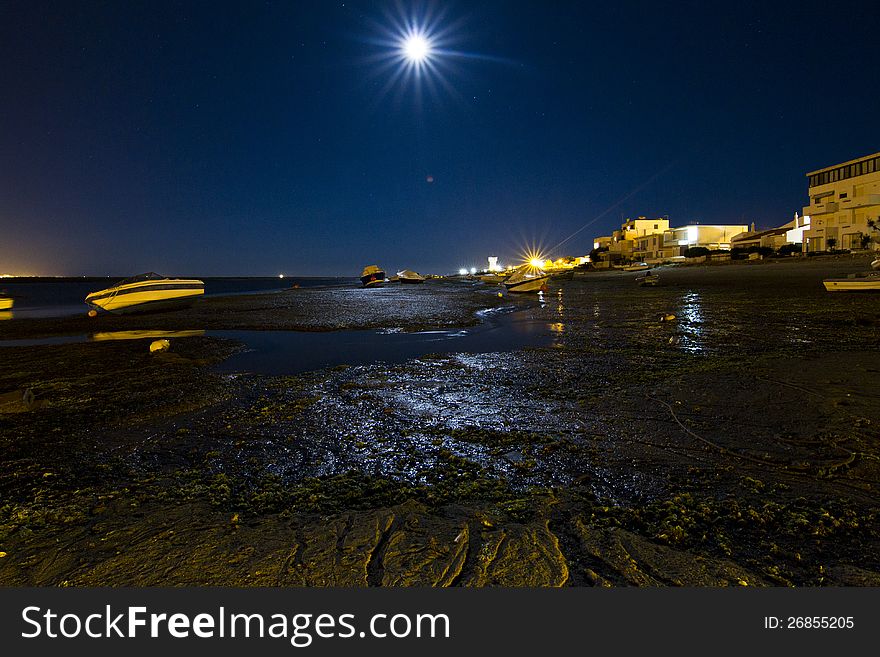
[402,34,431,62]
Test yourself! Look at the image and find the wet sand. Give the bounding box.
[1,257,879,586]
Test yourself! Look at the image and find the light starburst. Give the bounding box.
[401,32,431,64]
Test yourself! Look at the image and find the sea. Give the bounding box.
[0,277,353,319]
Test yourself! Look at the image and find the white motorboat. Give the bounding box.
[871,258,880,271]
[823,271,880,292]
[623,262,651,272]
[503,265,550,293]
[397,269,426,284]
[85,273,204,314]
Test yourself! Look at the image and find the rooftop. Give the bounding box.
[806,151,880,176]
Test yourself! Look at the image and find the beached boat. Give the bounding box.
[822,271,880,292]
[360,265,386,288]
[0,295,12,311]
[635,272,660,287]
[85,273,204,314]
[623,262,651,272]
[397,269,426,284]
[478,273,508,284]
[503,265,550,293]
[871,258,880,271]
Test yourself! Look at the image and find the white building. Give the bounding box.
[661,224,749,255]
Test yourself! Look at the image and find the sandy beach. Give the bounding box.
[1,256,879,586]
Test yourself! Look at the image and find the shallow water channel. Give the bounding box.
[212,307,554,374]
[0,306,556,375]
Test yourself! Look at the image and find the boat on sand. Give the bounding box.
[822,271,880,292]
[635,272,660,287]
[85,273,204,314]
[503,265,550,293]
[360,265,386,288]
[397,269,426,284]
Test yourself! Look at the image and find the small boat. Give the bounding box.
[871,258,880,271]
[0,294,12,311]
[503,265,550,293]
[478,273,507,284]
[623,262,651,272]
[397,269,426,284]
[360,265,386,288]
[822,271,880,292]
[635,272,660,287]
[85,273,204,314]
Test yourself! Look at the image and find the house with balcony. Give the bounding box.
[802,152,880,252]
[594,217,670,262]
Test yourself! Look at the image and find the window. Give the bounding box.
[840,193,848,199]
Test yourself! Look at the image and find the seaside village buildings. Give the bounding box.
[593,218,750,264]
[591,151,880,264]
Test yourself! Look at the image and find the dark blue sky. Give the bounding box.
[2,0,878,276]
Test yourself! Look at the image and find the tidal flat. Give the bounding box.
[1,257,879,586]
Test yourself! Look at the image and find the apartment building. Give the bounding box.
[802,152,880,252]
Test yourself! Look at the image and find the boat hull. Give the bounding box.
[0,297,12,311]
[478,274,507,284]
[823,280,880,292]
[85,280,204,314]
[504,275,550,293]
[360,272,386,287]
[399,277,424,284]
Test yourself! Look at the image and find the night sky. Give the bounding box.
[2,0,878,277]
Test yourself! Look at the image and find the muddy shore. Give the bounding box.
[1,258,879,586]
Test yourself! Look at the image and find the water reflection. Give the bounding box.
[677,291,705,353]
[91,330,206,341]
[0,311,12,321]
